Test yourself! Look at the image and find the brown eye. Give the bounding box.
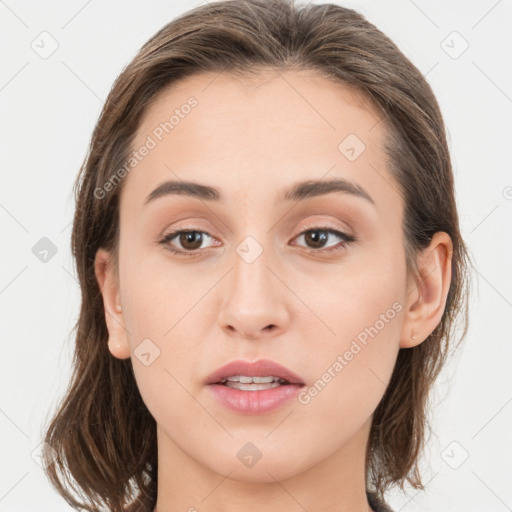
[303,230,329,249]
[293,227,356,253]
[159,229,217,255]
[177,231,203,250]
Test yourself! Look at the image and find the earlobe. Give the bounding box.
[94,248,131,360]
[400,232,453,349]
[108,336,131,359]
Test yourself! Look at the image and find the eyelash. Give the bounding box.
[158,225,357,257]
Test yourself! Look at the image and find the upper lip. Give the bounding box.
[205,358,305,385]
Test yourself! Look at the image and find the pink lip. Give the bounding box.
[207,382,303,415]
[205,358,305,415]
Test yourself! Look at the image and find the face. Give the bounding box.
[95,69,448,485]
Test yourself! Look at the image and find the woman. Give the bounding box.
[42,1,472,511]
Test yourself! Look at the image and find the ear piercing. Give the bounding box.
[411,330,417,341]
[115,304,122,312]
[108,336,123,351]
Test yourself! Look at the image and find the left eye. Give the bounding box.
[158,226,356,256]
[292,227,356,253]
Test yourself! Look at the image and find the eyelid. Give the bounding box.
[159,220,350,241]
[297,219,350,235]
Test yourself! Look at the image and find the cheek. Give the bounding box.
[294,301,402,447]
[297,251,405,414]
[119,243,206,341]
[306,249,405,347]
[128,327,202,437]
[118,258,213,425]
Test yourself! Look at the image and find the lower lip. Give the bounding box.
[207,383,304,415]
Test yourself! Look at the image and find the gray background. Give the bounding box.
[1,0,511,510]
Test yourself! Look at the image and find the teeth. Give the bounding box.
[221,376,286,384]
[224,381,282,391]
[251,376,276,383]
[240,375,276,383]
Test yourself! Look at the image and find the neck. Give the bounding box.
[152,416,374,512]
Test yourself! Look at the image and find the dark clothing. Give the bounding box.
[367,491,395,512]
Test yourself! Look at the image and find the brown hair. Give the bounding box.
[41,0,472,510]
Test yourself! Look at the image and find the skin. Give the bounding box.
[94,69,453,512]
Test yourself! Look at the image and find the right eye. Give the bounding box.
[159,229,220,256]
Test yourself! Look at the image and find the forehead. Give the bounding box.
[124,69,394,213]
[133,68,383,147]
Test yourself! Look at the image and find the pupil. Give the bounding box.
[180,231,202,250]
[305,230,327,248]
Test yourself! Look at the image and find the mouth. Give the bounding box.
[205,359,305,415]
[215,375,294,391]
[205,358,305,388]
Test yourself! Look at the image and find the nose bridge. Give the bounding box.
[218,232,289,338]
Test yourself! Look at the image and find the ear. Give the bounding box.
[94,248,131,359]
[400,231,453,348]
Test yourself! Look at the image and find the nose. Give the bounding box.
[217,240,291,340]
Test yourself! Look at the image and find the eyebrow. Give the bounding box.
[143,177,375,206]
